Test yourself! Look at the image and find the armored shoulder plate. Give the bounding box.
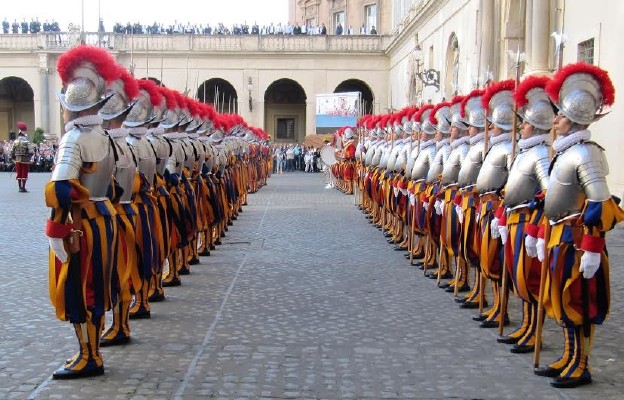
[427,143,451,183]
[545,141,610,220]
[166,140,185,176]
[476,139,512,193]
[147,134,171,176]
[113,138,137,203]
[504,143,550,207]
[411,143,435,181]
[127,135,156,182]
[441,142,469,185]
[457,143,484,187]
[386,144,401,171]
[52,125,113,186]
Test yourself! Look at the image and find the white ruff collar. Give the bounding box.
[469,132,485,146]
[435,138,450,150]
[552,130,592,153]
[518,134,550,150]
[489,132,511,146]
[128,127,148,138]
[420,138,435,150]
[148,127,166,136]
[64,115,103,132]
[451,136,469,149]
[107,127,128,139]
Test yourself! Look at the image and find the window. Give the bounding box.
[365,4,377,34]
[333,11,345,33]
[577,38,595,64]
[276,117,296,140]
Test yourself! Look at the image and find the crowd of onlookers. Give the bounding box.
[273,143,324,174]
[111,21,378,36]
[1,17,377,36]
[2,18,61,34]
[0,139,57,172]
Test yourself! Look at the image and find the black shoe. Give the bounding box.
[221,230,227,236]
[386,238,396,244]
[455,297,468,303]
[148,292,165,302]
[426,273,438,280]
[214,240,222,246]
[129,308,151,319]
[179,267,190,275]
[480,317,509,328]
[53,363,104,380]
[438,272,453,280]
[227,221,233,226]
[231,216,237,221]
[162,278,181,287]
[199,249,211,257]
[394,246,408,251]
[456,284,470,293]
[188,258,200,265]
[210,244,216,250]
[439,282,451,289]
[472,314,487,322]
[100,335,131,347]
[534,366,564,378]
[444,285,455,293]
[510,344,534,354]
[497,335,520,344]
[550,375,592,388]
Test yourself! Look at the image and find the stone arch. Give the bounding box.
[334,79,374,116]
[197,78,238,114]
[0,76,35,140]
[444,33,460,99]
[264,78,307,143]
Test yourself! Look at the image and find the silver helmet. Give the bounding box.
[420,108,436,136]
[484,80,516,131]
[514,75,554,131]
[461,90,486,128]
[56,45,120,112]
[431,102,452,134]
[546,63,615,125]
[99,68,138,121]
[450,96,468,130]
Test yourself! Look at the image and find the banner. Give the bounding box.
[315,92,360,129]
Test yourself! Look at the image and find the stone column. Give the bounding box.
[525,0,533,70]
[529,0,551,74]
[38,53,50,132]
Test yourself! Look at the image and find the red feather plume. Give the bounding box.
[173,92,187,109]
[187,99,201,117]
[138,79,163,107]
[57,45,120,85]
[428,102,451,125]
[117,67,139,101]
[450,95,465,106]
[513,75,550,108]
[414,104,434,123]
[158,87,177,110]
[482,79,516,110]
[460,89,483,118]
[545,62,615,107]
[407,106,420,120]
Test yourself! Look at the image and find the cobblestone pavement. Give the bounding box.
[1,172,623,399]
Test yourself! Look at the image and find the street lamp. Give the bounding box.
[413,44,440,92]
[247,76,253,112]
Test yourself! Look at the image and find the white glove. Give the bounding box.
[409,193,416,206]
[423,202,429,211]
[499,225,509,245]
[525,235,537,258]
[536,238,545,262]
[393,187,399,197]
[434,200,443,215]
[49,237,68,263]
[455,206,464,224]
[579,251,601,279]
[490,217,500,238]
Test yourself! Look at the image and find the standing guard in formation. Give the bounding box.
[11,122,33,192]
[45,45,272,379]
[336,61,621,388]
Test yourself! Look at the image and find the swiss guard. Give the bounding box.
[532,63,624,388]
[45,45,121,379]
[11,121,33,192]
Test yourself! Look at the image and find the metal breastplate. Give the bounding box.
[166,140,185,176]
[411,144,435,181]
[476,140,512,193]
[457,143,484,187]
[395,143,408,172]
[113,138,137,203]
[52,126,115,200]
[204,144,215,172]
[427,143,450,183]
[379,145,391,169]
[365,141,378,166]
[386,143,401,171]
[371,143,385,166]
[127,135,156,183]
[544,142,610,221]
[192,139,206,170]
[146,134,170,176]
[13,136,31,162]
[406,145,419,179]
[181,139,195,171]
[441,143,469,186]
[504,143,550,207]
